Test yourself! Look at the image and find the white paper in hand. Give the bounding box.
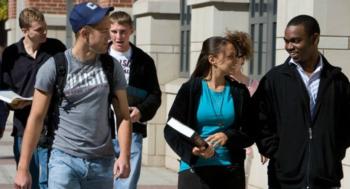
[0,90,33,105]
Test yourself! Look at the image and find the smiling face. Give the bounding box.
[284,24,319,65]
[110,22,133,52]
[210,43,240,76]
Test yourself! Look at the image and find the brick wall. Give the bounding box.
[25,0,66,14]
[99,0,133,7]
[75,0,98,4]
[8,0,16,18]
[8,0,133,18]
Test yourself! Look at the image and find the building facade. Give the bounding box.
[5,0,133,46]
[5,0,350,188]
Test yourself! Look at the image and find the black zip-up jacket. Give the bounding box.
[112,43,161,137]
[164,77,254,166]
[253,55,350,188]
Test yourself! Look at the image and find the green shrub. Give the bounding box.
[0,0,8,21]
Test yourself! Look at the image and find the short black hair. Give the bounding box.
[287,15,320,36]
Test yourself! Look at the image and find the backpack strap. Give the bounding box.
[53,52,76,112]
[100,54,116,138]
[39,52,68,148]
[53,52,68,105]
[100,54,114,101]
[45,52,68,130]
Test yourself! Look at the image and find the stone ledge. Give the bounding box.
[164,78,188,94]
[44,14,66,27]
[276,36,350,50]
[188,0,249,6]
[133,0,179,16]
[4,19,15,30]
[138,44,180,54]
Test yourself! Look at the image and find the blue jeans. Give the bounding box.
[37,147,49,189]
[113,132,143,189]
[13,136,40,189]
[48,148,114,189]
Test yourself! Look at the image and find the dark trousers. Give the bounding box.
[178,165,245,189]
[268,160,340,189]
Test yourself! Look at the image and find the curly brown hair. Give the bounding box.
[225,31,253,60]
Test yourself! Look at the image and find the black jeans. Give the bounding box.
[178,165,245,189]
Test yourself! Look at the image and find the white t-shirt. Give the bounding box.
[109,47,132,84]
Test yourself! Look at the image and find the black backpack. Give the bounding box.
[38,52,116,148]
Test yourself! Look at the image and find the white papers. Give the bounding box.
[167,118,194,138]
[0,90,33,105]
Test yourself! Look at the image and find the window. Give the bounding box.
[249,0,277,79]
[180,0,191,77]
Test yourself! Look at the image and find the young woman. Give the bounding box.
[164,34,254,189]
[227,31,259,96]
[226,31,268,185]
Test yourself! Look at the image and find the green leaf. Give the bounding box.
[0,0,8,21]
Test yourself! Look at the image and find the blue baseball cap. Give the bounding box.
[69,2,113,33]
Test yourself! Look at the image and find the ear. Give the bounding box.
[21,28,28,35]
[80,27,90,38]
[312,33,320,45]
[208,54,216,65]
[239,57,245,66]
[130,26,135,35]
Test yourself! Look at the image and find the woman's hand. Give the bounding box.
[192,146,215,159]
[260,155,269,165]
[205,132,228,148]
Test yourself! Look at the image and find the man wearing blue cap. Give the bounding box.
[14,2,132,189]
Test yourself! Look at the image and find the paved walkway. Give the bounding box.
[0,127,177,189]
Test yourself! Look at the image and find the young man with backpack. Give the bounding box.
[109,11,161,189]
[1,8,66,189]
[14,2,132,189]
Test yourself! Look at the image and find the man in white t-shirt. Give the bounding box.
[109,11,161,189]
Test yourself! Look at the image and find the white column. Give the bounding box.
[15,0,25,42]
[133,0,180,166]
[188,0,250,75]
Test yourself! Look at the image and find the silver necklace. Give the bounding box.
[207,84,225,126]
